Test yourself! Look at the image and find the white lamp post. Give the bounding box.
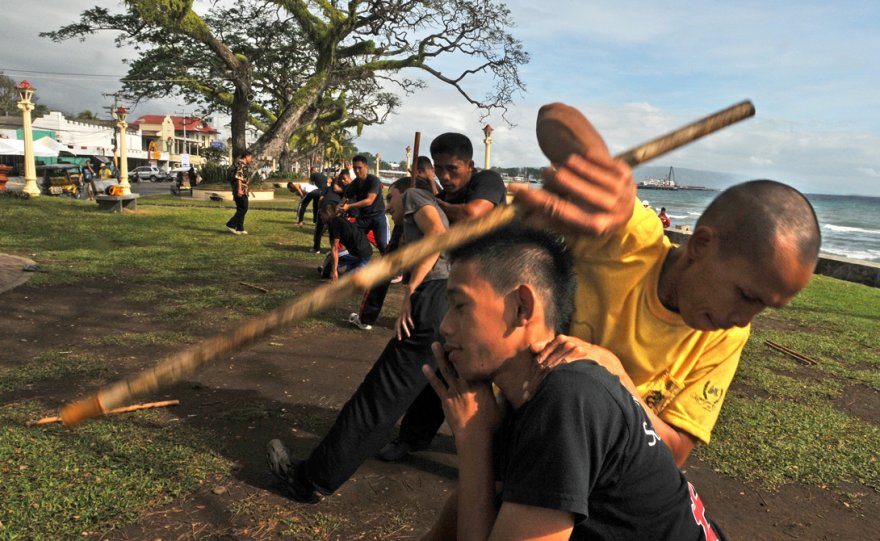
[482,123,494,170]
[16,81,40,197]
[116,106,132,195]
[405,145,412,174]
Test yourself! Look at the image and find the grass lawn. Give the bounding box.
[0,193,878,538]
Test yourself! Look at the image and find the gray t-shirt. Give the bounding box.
[403,188,450,282]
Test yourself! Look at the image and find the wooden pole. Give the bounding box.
[410,132,421,189]
[59,100,755,427]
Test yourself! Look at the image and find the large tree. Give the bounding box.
[43,0,528,159]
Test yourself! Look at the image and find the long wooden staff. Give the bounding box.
[410,131,422,189]
[60,100,755,427]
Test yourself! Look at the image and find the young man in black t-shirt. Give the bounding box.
[421,226,725,541]
[318,201,372,280]
[340,155,388,253]
[379,133,507,461]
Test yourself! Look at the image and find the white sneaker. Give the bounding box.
[226,226,239,235]
[348,313,372,330]
[240,230,248,235]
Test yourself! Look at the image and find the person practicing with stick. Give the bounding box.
[379,133,507,462]
[290,167,327,225]
[319,201,373,280]
[347,155,437,331]
[340,155,388,254]
[267,176,450,504]
[511,112,821,466]
[422,225,726,541]
[225,151,254,235]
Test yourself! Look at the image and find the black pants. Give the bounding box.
[226,193,249,231]
[312,214,326,251]
[302,279,448,494]
[356,213,389,254]
[398,383,446,446]
[358,225,403,325]
[298,190,321,223]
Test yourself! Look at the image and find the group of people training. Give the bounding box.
[248,123,820,539]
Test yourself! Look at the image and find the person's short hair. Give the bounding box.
[320,200,338,214]
[696,179,821,266]
[352,155,369,166]
[286,181,295,190]
[660,207,666,212]
[390,176,433,194]
[450,225,574,334]
[430,133,473,161]
[416,155,433,171]
[238,150,252,160]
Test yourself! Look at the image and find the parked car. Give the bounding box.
[128,165,165,182]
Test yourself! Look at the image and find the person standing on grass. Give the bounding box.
[340,155,388,254]
[379,132,507,462]
[266,177,450,504]
[225,151,254,235]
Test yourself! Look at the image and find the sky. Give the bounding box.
[3,1,879,196]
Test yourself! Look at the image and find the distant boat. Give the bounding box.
[638,166,679,190]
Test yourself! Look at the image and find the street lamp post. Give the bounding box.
[116,106,132,195]
[375,153,381,176]
[16,81,40,198]
[405,145,412,174]
[482,123,494,170]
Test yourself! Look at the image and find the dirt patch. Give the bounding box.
[835,383,880,424]
[1,278,878,540]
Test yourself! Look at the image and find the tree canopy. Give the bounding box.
[43,0,528,161]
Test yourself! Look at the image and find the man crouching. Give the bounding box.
[422,225,725,540]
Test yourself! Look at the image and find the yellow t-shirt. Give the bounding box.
[568,200,749,444]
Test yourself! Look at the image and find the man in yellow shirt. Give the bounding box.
[515,142,820,466]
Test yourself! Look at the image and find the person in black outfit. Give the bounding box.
[319,201,372,280]
[188,165,198,187]
[379,133,507,461]
[340,155,388,253]
[225,151,254,235]
[422,225,726,541]
[294,167,327,225]
[266,177,450,504]
[312,169,350,253]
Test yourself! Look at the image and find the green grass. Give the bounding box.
[695,274,880,491]
[1,194,878,536]
[0,194,328,538]
[0,402,231,540]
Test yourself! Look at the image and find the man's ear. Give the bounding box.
[686,225,716,262]
[513,284,537,327]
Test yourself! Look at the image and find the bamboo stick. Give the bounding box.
[59,100,755,427]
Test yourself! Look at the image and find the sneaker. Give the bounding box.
[266,439,321,504]
[226,226,239,235]
[239,230,248,235]
[313,250,321,254]
[390,274,404,284]
[377,438,428,462]
[348,313,372,331]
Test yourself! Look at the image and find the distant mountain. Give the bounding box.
[632,165,743,190]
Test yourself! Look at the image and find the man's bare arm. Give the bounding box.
[437,199,495,222]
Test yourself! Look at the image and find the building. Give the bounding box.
[131,115,220,167]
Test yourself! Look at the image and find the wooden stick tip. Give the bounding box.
[60,396,105,427]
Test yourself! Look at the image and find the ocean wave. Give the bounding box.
[821,246,880,262]
[668,214,689,220]
[823,224,880,235]
[688,211,702,216]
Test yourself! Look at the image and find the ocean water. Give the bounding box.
[637,189,880,263]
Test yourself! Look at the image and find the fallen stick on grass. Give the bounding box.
[240,282,270,293]
[28,399,180,426]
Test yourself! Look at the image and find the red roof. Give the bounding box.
[132,115,219,134]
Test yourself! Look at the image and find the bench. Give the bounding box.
[95,193,140,212]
